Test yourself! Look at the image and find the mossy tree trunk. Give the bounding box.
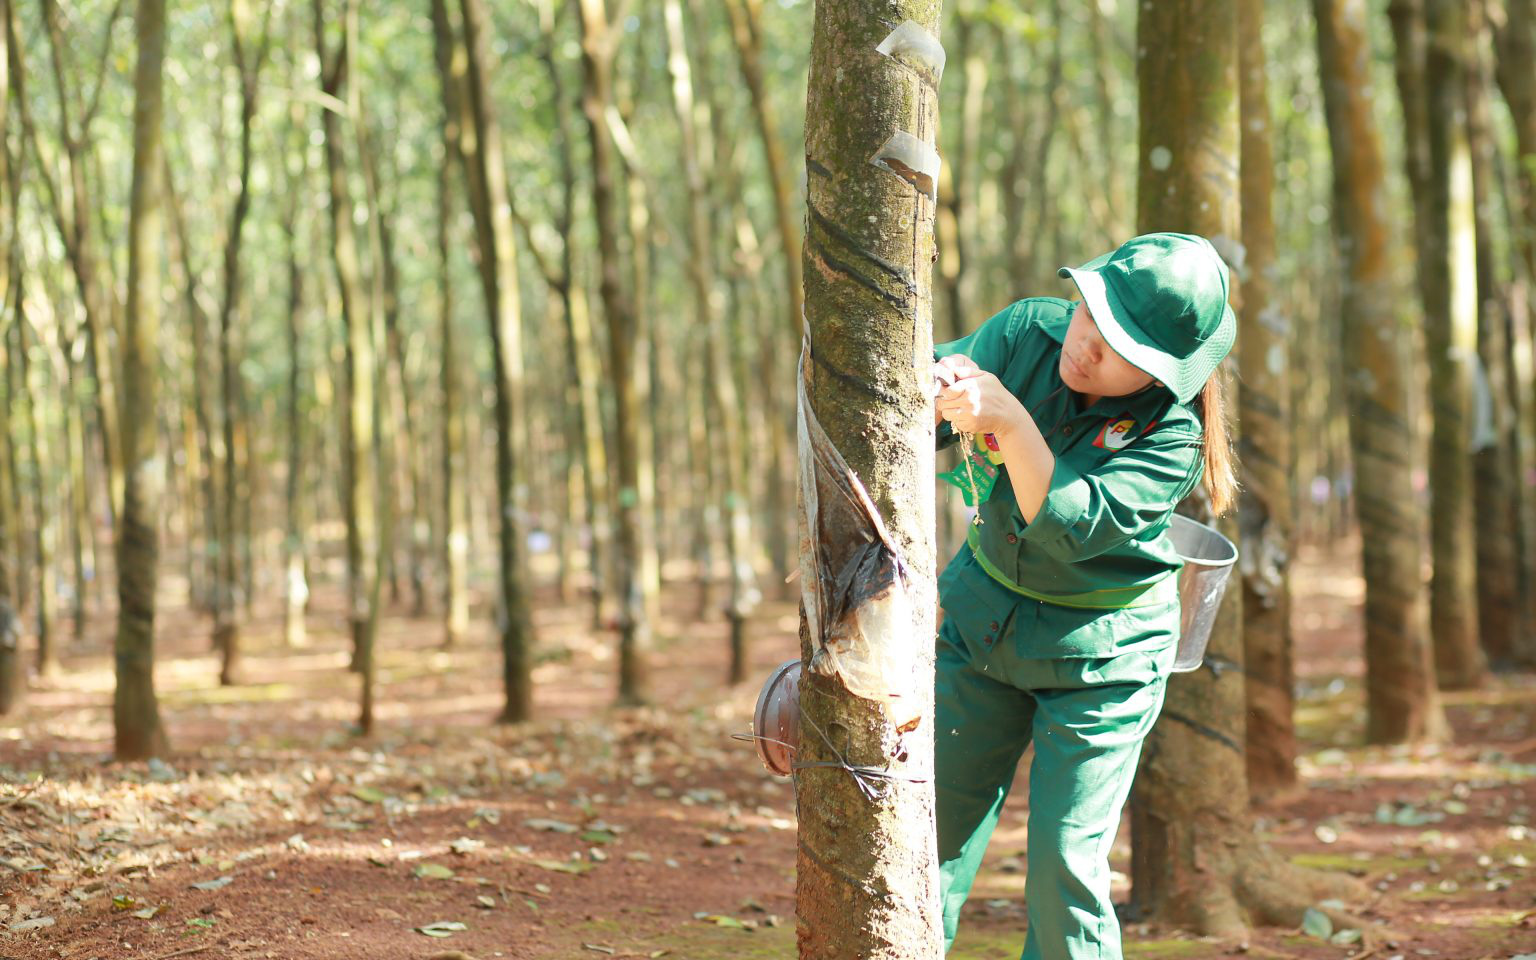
[214,0,269,686]
[114,0,168,761]
[1464,0,1523,671]
[1236,0,1298,801]
[18,296,57,679]
[1129,0,1363,936]
[429,0,471,650]
[0,32,20,711]
[281,103,309,651]
[1391,0,1487,690]
[578,0,657,705]
[162,163,221,620]
[530,0,610,621]
[724,0,797,589]
[315,0,380,735]
[30,0,123,529]
[1314,0,1447,742]
[1493,0,1536,667]
[796,2,944,957]
[457,0,537,722]
[663,0,758,684]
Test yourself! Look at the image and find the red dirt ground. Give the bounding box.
[1,538,1533,960]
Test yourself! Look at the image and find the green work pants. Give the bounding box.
[935,615,1175,960]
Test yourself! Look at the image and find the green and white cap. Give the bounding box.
[1057,232,1237,404]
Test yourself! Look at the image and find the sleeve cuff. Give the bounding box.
[1018,458,1091,544]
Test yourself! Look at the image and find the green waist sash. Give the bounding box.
[965,524,1178,610]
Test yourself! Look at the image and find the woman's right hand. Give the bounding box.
[931,355,982,426]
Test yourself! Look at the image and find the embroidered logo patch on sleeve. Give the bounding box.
[1093,415,1138,451]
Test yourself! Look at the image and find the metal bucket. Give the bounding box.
[750,659,802,776]
[1167,513,1239,673]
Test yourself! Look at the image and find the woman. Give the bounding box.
[930,231,1239,960]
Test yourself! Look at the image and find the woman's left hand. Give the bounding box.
[936,369,1030,438]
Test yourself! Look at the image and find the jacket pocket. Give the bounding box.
[938,550,1022,657]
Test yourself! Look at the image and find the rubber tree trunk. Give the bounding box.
[663,0,759,683]
[0,25,21,715]
[35,0,123,529]
[281,105,309,651]
[1392,0,1487,690]
[1236,0,1298,801]
[162,162,221,618]
[315,0,380,736]
[579,0,657,705]
[1131,0,1246,932]
[1129,0,1365,936]
[539,7,612,629]
[724,0,798,588]
[796,3,944,957]
[1314,0,1447,743]
[19,304,57,678]
[0,187,19,713]
[114,0,168,761]
[458,0,536,723]
[215,0,266,686]
[429,0,471,650]
[1464,0,1523,670]
[1493,0,1536,666]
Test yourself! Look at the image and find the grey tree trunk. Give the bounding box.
[114,0,168,761]
[315,0,380,735]
[796,3,943,957]
[429,0,471,649]
[663,0,758,683]
[281,105,309,651]
[579,0,658,705]
[214,1,268,686]
[458,0,536,722]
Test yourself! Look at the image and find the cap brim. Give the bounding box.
[1059,264,1188,399]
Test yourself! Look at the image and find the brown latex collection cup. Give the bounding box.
[752,659,801,777]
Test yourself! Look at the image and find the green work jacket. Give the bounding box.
[935,297,1205,659]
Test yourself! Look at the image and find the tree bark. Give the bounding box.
[18,302,58,679]
[796,3,943,957]
[281,104,309,651]
[1463,0,1523,671]
[214,0,269,686]
[33,0,124,527]
[1314,0,1447,742]
[579,0,657,705]
[458,0,536,722]
[0,38,20,710]
[315,0,380,736]
[430,0,471,649]
[723,0,799,588]
[1236,0,1298,801]
[1493,0,1536,666]
[114,0,168,761]
[1129,0,1366,936]
[1391,0,1488,690]
[663,0,758,683]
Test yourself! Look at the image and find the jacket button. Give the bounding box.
[1006,533,1018,544]
[989,621,1000,632]
[982,635,993,645]
[1063,424,1073,435]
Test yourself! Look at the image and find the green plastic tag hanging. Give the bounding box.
[938,433,1000,506]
